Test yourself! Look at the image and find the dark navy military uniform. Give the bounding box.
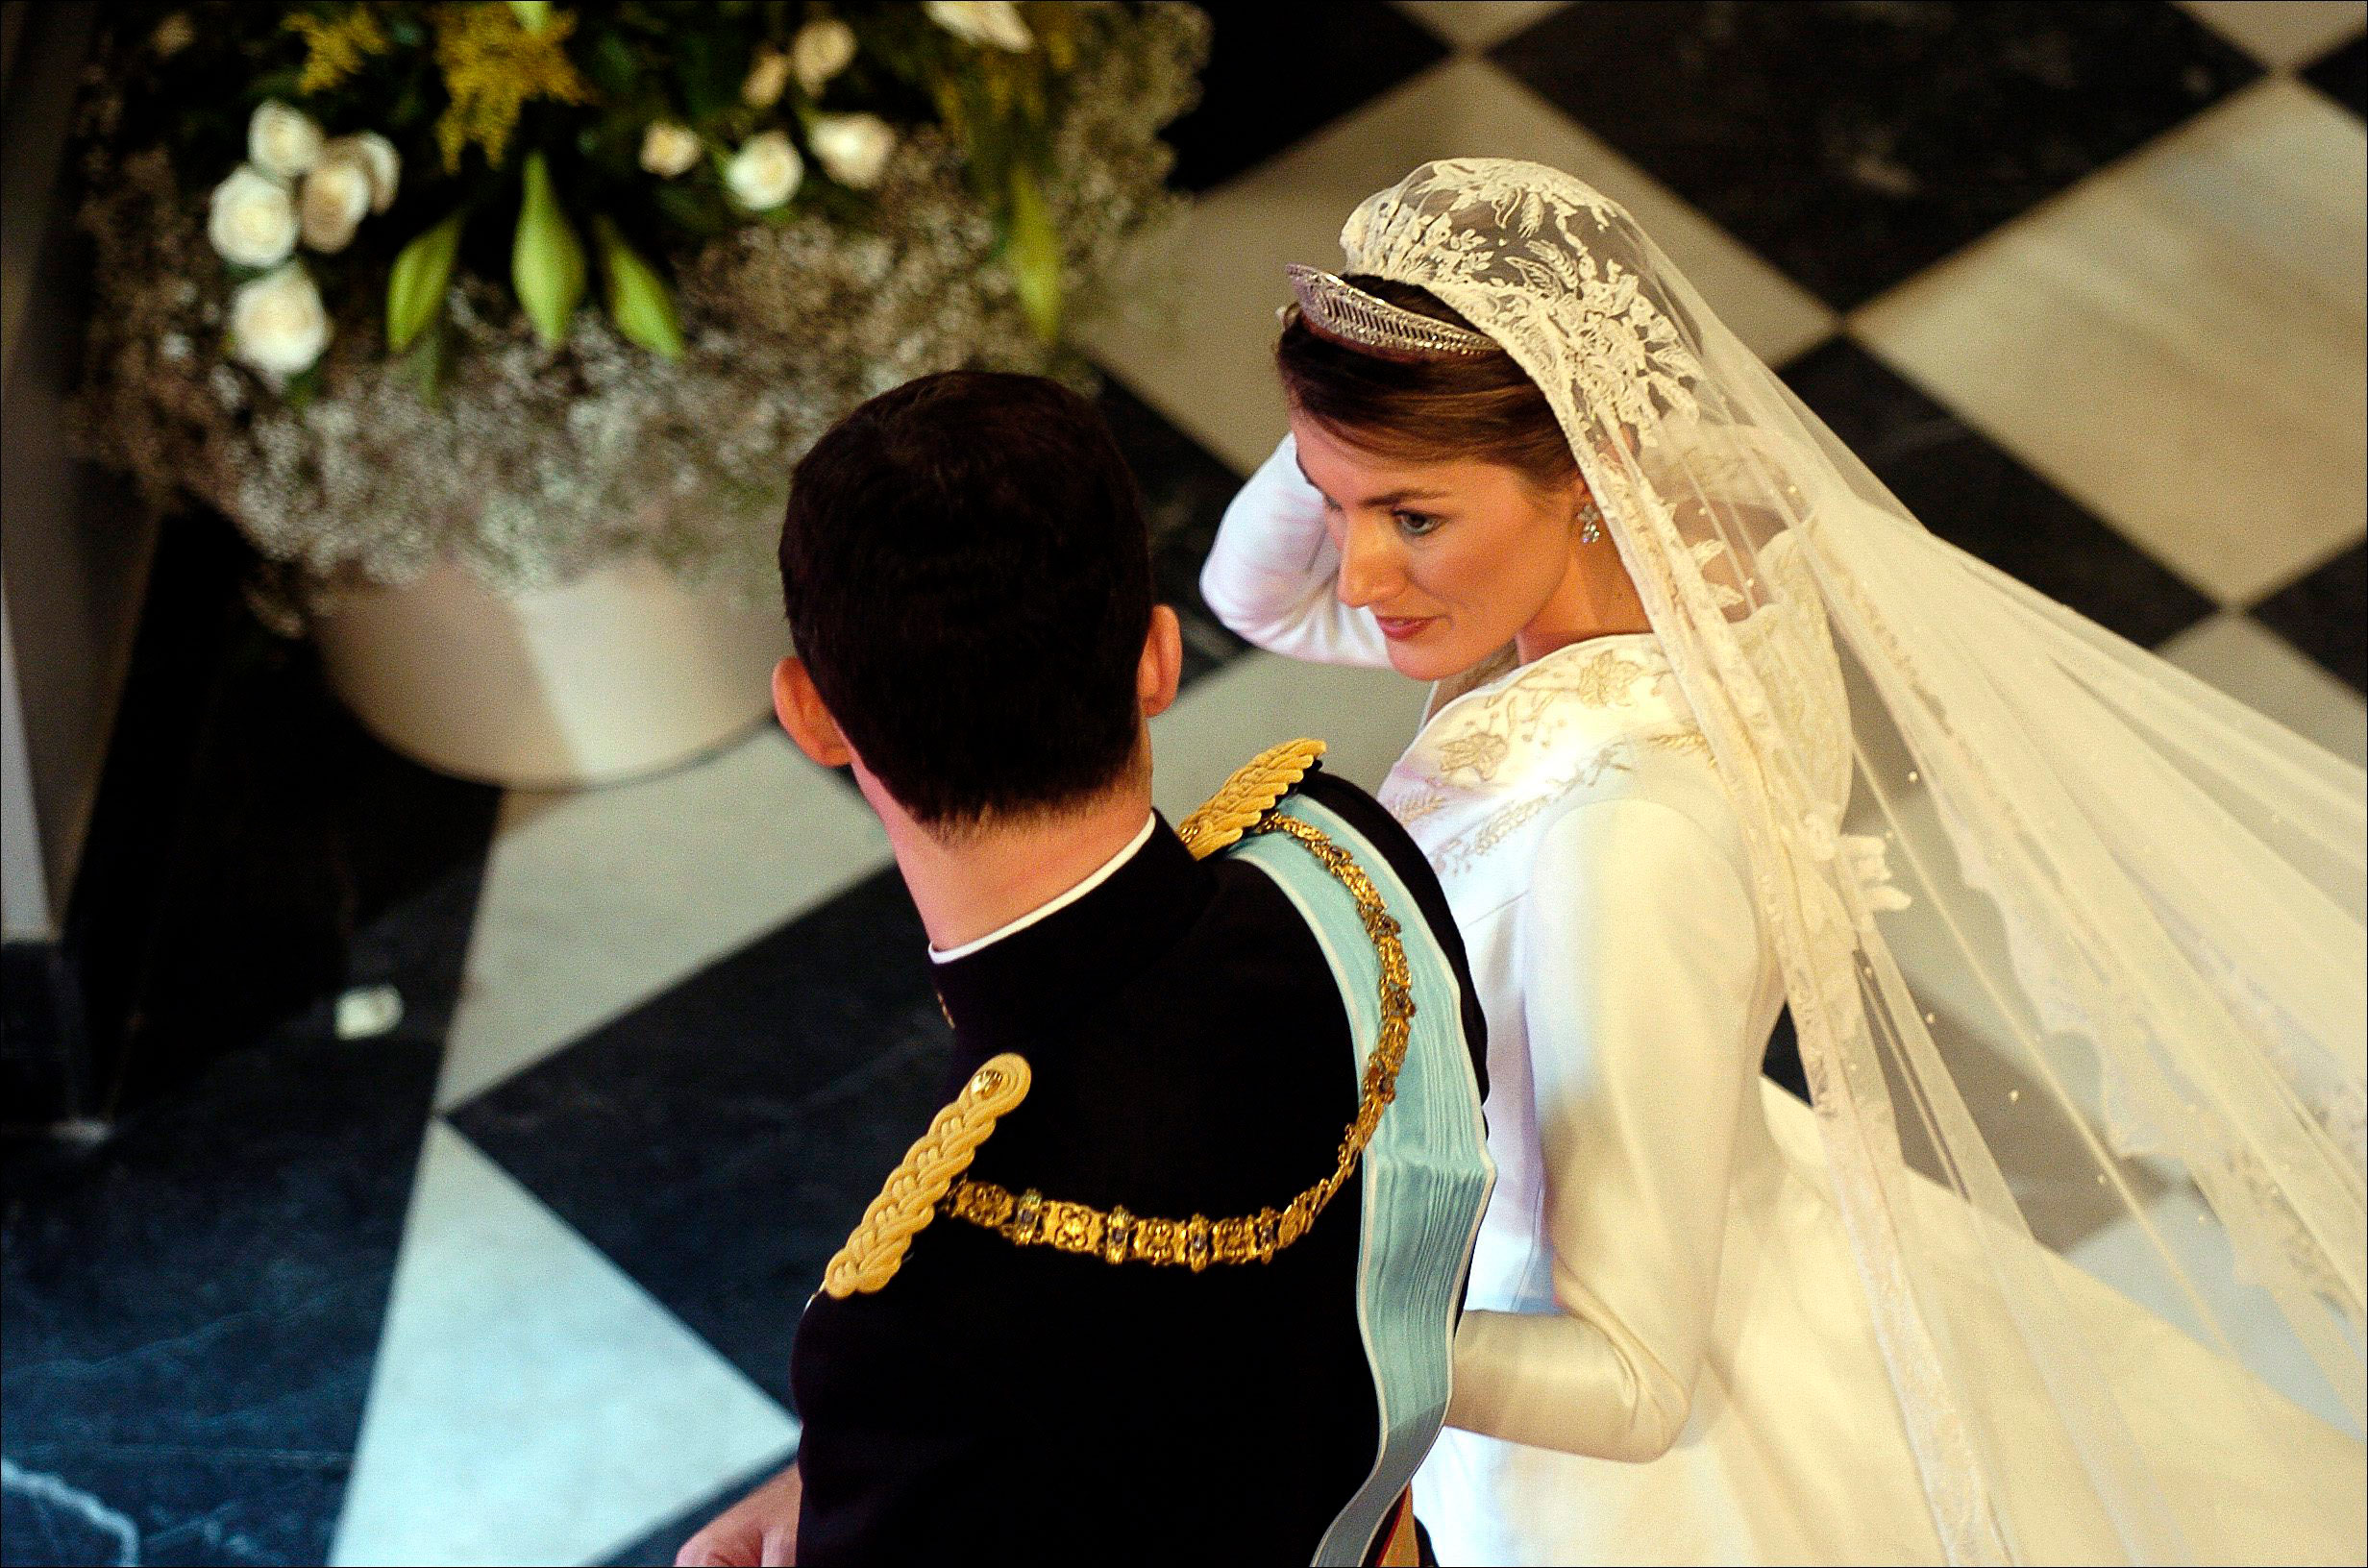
[789,765,1487,1564]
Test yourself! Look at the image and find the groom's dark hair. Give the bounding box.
[778,370,1155,833]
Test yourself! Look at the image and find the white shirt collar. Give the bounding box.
[926,812,1160,965]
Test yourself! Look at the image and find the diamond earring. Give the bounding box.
[1576,496,1605,545]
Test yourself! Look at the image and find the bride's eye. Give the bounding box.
[1394,509,1444,538]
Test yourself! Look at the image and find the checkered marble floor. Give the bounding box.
[4,5,2360,1564]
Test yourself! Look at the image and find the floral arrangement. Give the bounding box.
[73,1,1208,611]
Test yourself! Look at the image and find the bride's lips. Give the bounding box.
[1375,615,1436,641]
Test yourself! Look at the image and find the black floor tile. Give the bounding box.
[1,603,500,1568]
[1160,0,1446,192]
[1492,1,2258,309]
[2304,31,2367,119]
[110,626,503,1114]
[2250,544,2365,695]
[1783,339,2216,649]
[0,1025,445,1568]
[1098,372,1253,686]
[451,868,954,1398]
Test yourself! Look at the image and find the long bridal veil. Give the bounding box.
[1337,159,2364,1562]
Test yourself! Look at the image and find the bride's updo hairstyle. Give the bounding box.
[1275,275,1577,496]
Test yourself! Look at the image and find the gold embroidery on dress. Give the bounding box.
[1434,730,1510,782]
[1388,787,1450,825]
[1645,727,1714,761]
[1570,649,1652,707]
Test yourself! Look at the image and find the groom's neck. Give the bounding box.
[871,774,1157,954]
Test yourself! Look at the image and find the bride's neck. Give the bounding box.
[1515,541,1653,663]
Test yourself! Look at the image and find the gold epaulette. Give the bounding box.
[818,1053,1032,1298]
[1173,737,1326,860]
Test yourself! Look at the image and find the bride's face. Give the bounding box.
[1289,410,1584,682]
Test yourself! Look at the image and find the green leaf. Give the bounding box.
[1004,163,1061,343]
[512,153,587,349]
[385,208,467,354]
[400,308,454,406]
[590,215,685,360]
[508,2,554,35]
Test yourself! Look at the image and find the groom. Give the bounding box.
[679,371,1492,1566]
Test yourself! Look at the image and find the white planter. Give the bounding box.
[311,557,789,790]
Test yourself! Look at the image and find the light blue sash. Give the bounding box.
[1231,793,1495,1567]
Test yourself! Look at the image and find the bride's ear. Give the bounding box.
[773,655,855,770]
[1138,604,1183,721]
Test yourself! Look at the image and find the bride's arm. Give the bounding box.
[1198,433,1394,668]
[1446,796,1763,1462]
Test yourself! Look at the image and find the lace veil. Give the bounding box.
[1332,158,2365,1561]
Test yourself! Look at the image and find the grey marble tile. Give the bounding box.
[1850,81,2368,608]
[1076,58,1834,479]
[1783,339,2217,649]
[2160,610,2367,763]
[1491,0,2260,308]
[2249,544,2366,695]
[331,1124,798,1567]
[2182,0,2366,68]
[2306,29,2368,115]
[448,868,949,1398]
[1160,1,1448,191]
[1395,0,1570,52]
[435,730,891,1112]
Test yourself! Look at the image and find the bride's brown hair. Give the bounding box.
[1274,275,1578,494]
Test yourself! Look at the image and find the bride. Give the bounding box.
[1200,159,2365,1565]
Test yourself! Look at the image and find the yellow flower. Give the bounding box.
[284,7,392,96]
[431,2,594,174]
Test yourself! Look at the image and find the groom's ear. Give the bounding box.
[1138,604,1183,721]
[774,655,856,770]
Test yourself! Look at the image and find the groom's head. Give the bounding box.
[775,370,1175,838]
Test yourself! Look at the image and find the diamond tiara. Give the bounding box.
[1279,264,1499,362]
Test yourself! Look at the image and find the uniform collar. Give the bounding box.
[930,812,1212,1067]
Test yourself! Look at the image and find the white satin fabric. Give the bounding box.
[1205,434,2367,1566]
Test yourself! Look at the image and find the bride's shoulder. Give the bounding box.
[1383,635,1749,899]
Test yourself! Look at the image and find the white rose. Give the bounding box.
[726,131,802,210]
[322,132,401,213]
[793,17,857,94]
[742,44,792,108]
[298,158,372,254]
[248,101,325,180]
[640,121,703,179]
[207,164,298,268]
[229,264,331,379]
[924,1,1032,51]
[809,113,895,190]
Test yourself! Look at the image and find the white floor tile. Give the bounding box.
[1149,649,1433,814]
[2181,0,2365,67]
[436,728,892,1109]
[331,1123,799,1568]
[2158,610,2367,766]
[1851,80,2368,607]
[1077,58,1835,478]
[1394,0,1568,51]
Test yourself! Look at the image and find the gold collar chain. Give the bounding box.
[819,742,1403,1298]
[941,811,1414,1271]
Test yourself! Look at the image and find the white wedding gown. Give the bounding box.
[1204,434,2367,1566]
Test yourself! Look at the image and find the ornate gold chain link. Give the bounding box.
[943,811,1416,1271]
